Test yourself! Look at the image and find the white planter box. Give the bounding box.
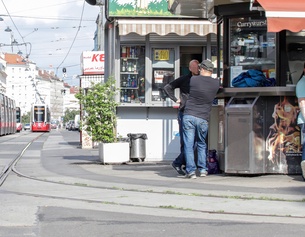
[99,142,130,164]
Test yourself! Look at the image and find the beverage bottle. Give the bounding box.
[121,61,126,72]
[124,90,128,102]
[120,91,124,102]
[140,78,145,94]
[128,62,132,72]
[131,76,136,87]
[122,76,127,87]
[127,74,131,87]
[121,46,126,58]
[286,71,292,85]
[131,90,135,101]
[127,90,131,103]
[126,47,130,57]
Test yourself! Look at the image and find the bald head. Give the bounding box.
[189,60,200,76]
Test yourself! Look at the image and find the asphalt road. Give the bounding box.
[0,129,304,237]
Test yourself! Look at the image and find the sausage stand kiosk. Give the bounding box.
[169,0,305,175]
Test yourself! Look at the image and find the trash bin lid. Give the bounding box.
[127,133,147,140]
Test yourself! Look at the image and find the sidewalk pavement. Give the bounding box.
[13,130,305,223]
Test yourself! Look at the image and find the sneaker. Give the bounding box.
[171,162,185,175]
[301,160,305,181]
[199,170,208,177]
[185,173,196,179]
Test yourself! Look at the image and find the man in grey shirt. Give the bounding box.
[182,60,220,179]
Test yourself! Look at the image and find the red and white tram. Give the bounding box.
[31,104,51,132]
[0,93,17,136]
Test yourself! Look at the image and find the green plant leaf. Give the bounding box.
[75,77,119,143]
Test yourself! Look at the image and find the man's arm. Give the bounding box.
[163,83,178,102]
[163,75,187,103]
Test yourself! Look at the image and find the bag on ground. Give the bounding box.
[207,149,220,174]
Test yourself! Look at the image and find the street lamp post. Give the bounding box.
[2,26,32,58]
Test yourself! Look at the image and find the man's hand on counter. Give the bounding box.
[173,99,180,109]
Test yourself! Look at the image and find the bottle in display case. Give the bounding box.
[130,90,135,102]
[121,46,127,58]
[120,91,125,102]
[121,60,126,72]
[123,89,128,102]
[120,45,145,103]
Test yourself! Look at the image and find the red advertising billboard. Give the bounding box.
[81,51,105,75]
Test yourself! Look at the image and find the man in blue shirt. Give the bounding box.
[296,74,305,180]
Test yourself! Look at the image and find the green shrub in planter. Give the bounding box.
[75,77,119,143]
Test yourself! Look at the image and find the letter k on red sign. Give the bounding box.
[91,54,105,62]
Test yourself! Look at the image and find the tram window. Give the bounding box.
[34,107,45,122]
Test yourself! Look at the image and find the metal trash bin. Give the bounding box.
[127,133,147,162]
[225,96,265,174]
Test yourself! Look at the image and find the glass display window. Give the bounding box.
[229,17,276,81]
[286,31,305,84]
[120,46,145,104]
[151,48,175,102]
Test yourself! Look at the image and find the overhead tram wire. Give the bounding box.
[8,0,88,17]
[0,15,95,22]
[1,0,26,44]
[55,0,86,76]
[0,1,35,60]
[1,0,94,79]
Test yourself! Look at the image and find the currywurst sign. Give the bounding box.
[236,20,267,28]
[81,51,105,75]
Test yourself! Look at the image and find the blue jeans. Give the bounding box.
[298,123,305,161]
[173,111,185,167]
[183,114,208,174]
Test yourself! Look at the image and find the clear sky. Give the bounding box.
[0,0,100,86]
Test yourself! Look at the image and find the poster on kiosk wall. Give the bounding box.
[265,96,302,174]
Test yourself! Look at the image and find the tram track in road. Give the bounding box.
[0,132,45,186]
